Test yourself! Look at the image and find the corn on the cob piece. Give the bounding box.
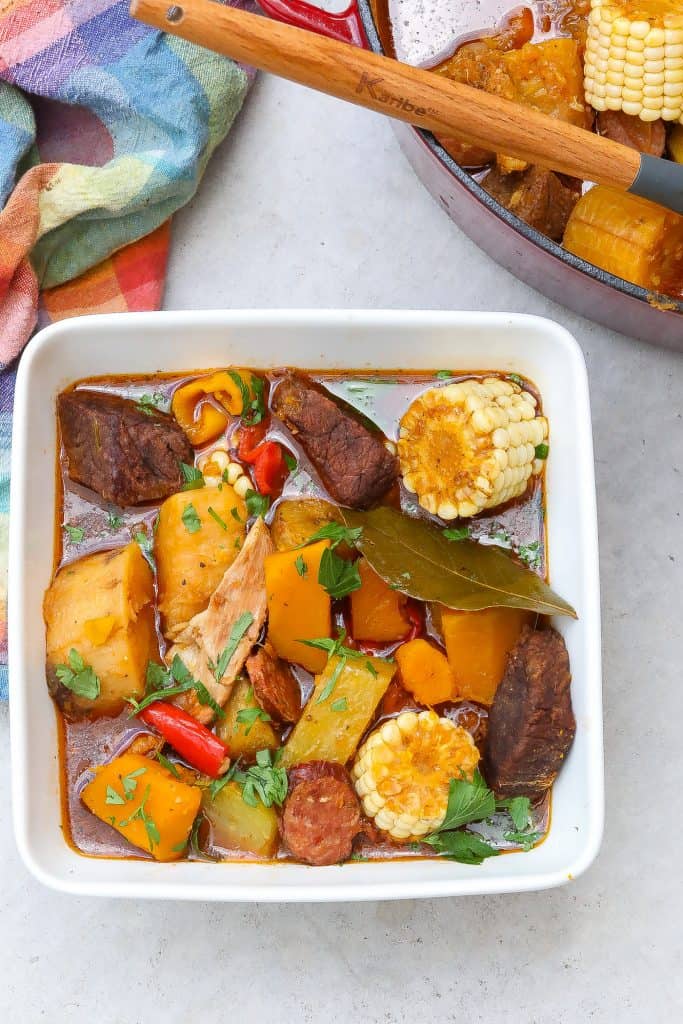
[584,0,683,122]
[197,446,250,492]
[398,378,548,520]
[351,710,480,840]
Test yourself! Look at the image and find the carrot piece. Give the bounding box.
[440,607,533,705]
[395,638,455,706]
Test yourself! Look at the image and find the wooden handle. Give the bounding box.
[131,0,641,191]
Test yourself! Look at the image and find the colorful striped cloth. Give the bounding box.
[0,0,254,699]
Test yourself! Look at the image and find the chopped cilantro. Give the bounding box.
[508,373,524,386]
[207,506,228,531]
[156,752,181,779]
[105,785,125,806]
[207,611,254,684]
[245,489,270,519]
[64,525,85,543]
[318,547,362,599]
[135,391,165,416]
[330,697,348,713]
[235,705,272,736]
[294,554,308,578]
[181,503,201,534]
[55,649,100,700]
[304,522,363,550]
[535,443,549,460]
[284,451,297,472]
[434,370,453,380]
[180,462,205,491]
[443,526,470,542]
[107,512,123,530]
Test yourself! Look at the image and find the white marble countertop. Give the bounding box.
[2,77,682,1023]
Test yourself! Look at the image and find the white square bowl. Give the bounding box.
[9,309,602,901]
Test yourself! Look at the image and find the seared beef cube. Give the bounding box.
[58,390,193,506]
[272,374,398,509]
[596,110,666,158]
[484,626,576,799]
[482,166,580,241]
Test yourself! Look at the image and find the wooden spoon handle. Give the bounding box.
[131,0,641,190]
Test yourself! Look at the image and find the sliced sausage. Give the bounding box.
[281,764,361,866]
[272,373,398,509]
[58,390,193,506]
[246,642,302,723]
[287,760,349,790]
[484,626,575,799]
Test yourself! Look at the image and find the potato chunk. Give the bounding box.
[156,484,246,638]
[202,781,279,858]
[44,542,156,715]
[264,540,332,673]
[281,655,395,768]
[271,498,341,552]
[81,753,201,861]
[215,677,280,759]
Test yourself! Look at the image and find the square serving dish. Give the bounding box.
[9,309,603,901]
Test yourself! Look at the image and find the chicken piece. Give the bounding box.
[169,517,274,723]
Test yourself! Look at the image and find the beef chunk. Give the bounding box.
[482,165,580,241]
[272,374,398,509]
[59,390,193,506]
[597,110,666,158]
[484,626,575,798]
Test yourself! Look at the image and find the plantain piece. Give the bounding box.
[398,378,548,520]
[563,185,683,294]
[351,711,480,841]
[584,0,683,122]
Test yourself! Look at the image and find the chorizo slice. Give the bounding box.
[282,763,361,866]
[246,642,302,723]
[484,626,575,799]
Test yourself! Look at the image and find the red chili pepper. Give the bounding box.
[139,702,229,778]
[237,422,268,463]
[404,602,423,641]
[252,441,287,496]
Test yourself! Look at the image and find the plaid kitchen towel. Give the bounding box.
[0,1,254,699]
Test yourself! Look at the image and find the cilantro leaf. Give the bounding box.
[535,443,549,460]
[136,391,166,416]
[105,785,125,806]
[245,489,270,519]
[207,506,228,531]
[230,749,288,808]
[436,770,496,832]
[294,554,308,578]
[318,547,362,599]
[107,512,123,530]
[304,522,363,550]
[434,370,453,380]
[157,752,181,779]
[503,829,542,851]
[55,648,101,700]
[316,655,347,703]
[64,525,85,543]
[284,451,297,472]
[423,830,500,865]
[134,529,155,569]
[508,373,524,386]
[443,526,470,542]
[235,706,271,736]
[208,611,254,683]
[181,502,201,534]
[180,462,205,491]
[330,697,348,712]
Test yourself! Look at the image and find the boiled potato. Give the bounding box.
[281,655,395,768]
[81,753,201,861]
[156,483,246,638]
[202,781,279,858]
[265,540,332,673]
[44,542,156,715]
[271,498,344,552]
[216,677,280,759]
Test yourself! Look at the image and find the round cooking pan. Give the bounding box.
[258,0,683,350]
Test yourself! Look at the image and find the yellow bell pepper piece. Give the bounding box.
[171,370,258,446]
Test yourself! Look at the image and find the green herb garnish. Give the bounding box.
[508,373,524,386]
[235,706,272,736]
[208,506,228,531]
[207,611,254,683]
[55,649,101,700]
[330,697,348,713]
[105,785,125,806]
[318,547,362,599]
[535,443,549,460]
[134,529,155,569]
[294,554,308,578]
[423,829,500,865]
[284,451,297,472]
[107,512,123,530]
[497,795,531,832]
[130,655,225,718]
[157,752,181,779]
[517,541,541,571]
[231,748,287,808]
[434,370,453,380]
[230,506,243,523]
[443,526,470,542]
[229,371,267,426]
[181,502,201,534]
[245,489,270,519]
[180,462,205,491]
[503,829,542,851]
[304,522,363,550]
[117,784,160,852]
[136,391,165,416]
[64,525,85,543]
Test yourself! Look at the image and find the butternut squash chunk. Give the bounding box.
[215,677,280,759]
[156,483,246,638]
[202,781,279,858]
[264,540,331,673]
[44,542,156,715]
[440,607,533,705]
[395,639,455,705]
[81,753,201,861]
[281,655,395,768]
[350,558,410,642]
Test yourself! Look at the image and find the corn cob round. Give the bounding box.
[351,710,480,840]
[398,377,548,520]
[584,0,683,122]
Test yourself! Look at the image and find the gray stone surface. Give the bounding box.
[2,77,682,1022]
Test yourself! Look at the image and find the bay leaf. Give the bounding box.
[340,506,576,618]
